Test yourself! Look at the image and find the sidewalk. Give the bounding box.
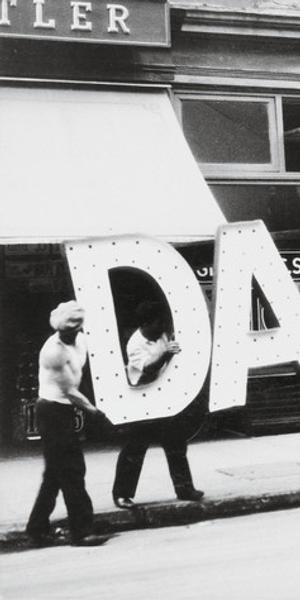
[1,432,300,548]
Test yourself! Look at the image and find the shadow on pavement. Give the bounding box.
[0,530,116,554]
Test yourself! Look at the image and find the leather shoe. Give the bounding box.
[27,533,55,548]
[72,534,110,547]
[27,525,69,547]
[113,497,136,509]
[177,489,204,501]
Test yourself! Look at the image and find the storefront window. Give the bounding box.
[210,184,300,232]
[3,243,74,443]
[283,99,300,172]
[176,91,300,231]
[178,94,277,171]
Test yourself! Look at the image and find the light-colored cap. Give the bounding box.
[49,300,85,331]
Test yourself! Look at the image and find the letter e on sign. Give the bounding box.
[71,2,92,31]
[210,220,300,412]
[65,235,211,424]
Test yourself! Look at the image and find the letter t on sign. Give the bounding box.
[210,220,300,412]
[0,0,17,26]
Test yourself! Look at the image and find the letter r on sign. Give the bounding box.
[107,3,130,34]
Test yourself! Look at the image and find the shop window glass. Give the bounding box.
[181,98,273,166]
[283,99,300,172]
[210,184,300,232]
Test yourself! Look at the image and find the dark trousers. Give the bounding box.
[26,399,93,541]
[112,422,195,499]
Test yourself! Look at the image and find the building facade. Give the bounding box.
[1,0,300,446]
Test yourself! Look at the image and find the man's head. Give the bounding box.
[50,301,85,342]
[136,300,169,340]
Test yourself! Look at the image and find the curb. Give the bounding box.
[2,492,300,551]
[92,491,300,533]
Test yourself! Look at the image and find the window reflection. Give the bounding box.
[181,99,271,164]
[210,184,300,232]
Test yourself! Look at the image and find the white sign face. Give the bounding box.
[65,235,212,424]
[210,220,300,412]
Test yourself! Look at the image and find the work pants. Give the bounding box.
[112,422,195,499]
[26,399,93,541]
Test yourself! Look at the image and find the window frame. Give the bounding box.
[175,91,281,177]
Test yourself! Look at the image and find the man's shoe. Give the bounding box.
[72,534,110,547]
[27,533,54,548]
[27,528,69,548]
[113,497,136,509]
[177,489,204,501]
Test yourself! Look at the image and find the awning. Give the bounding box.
[0,86,225,242]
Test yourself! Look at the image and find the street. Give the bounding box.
[1,508,300,600]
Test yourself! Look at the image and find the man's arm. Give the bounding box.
[142,341,181,376]
[66,389,98,415]
[127,339,181,385]
[41,344,98,415]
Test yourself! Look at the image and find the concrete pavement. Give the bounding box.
[1,432,300,549]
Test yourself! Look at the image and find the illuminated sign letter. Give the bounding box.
[107,3,130,34]
[210,220,300,412]
[71,1,92,31]
[33,0,55,29]
[66,235,211,424]
[0,0,16,26]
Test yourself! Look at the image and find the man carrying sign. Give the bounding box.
[26,301,106,547]
[112,301,204,509]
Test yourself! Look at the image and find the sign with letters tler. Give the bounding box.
[0,0,170,46]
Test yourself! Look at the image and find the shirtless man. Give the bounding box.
[26,300,104,546]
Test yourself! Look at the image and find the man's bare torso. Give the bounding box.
[38,332,87,404]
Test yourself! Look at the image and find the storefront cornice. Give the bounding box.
[174,72,300,92]
[174,6,300,40]
[0,76,173,89]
